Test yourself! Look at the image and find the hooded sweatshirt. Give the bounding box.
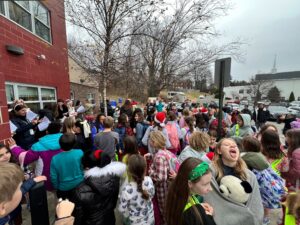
[229,114,253,138]
[11,133,63,190]
[203,165,264,225]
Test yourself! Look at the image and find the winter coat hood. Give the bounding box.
[240,114,251,127]
[31,133,62,151]
[84,161,126,178]
[241,152,269,171]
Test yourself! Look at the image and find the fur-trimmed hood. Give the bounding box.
[84,161,126,178]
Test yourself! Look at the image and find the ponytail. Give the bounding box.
[135,175,150,200]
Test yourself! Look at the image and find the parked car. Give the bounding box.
[240,100,249,105]
[288,106,300,118]
[268,105,289,121]
[227,103,240,111]
[289,101,300,107]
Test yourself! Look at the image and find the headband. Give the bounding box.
[188,162,209,181]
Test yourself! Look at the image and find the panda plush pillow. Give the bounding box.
[219,175,253,204]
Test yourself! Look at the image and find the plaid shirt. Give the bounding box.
[149,149,169,223]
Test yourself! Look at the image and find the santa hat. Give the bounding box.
[154,112,166,127]
[201,108,208,114]
[201,152,214,163]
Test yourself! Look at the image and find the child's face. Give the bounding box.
[210,136,216,145]
[189,172,212,195]
[0,147,11,163]
[0,183,22,217]
[237,116,244,127]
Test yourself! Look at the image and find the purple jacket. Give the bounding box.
[11,133,63,190]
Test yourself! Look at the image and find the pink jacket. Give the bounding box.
[283,148,300,187]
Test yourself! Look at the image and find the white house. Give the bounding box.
[224,85,252,101]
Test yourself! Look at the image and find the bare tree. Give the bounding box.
[66,0,163,114]
[249,76,274,104]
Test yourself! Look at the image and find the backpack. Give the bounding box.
[253,167,286,208]
[156,150,180,174]
[141,122,150,137]
[165,122,180,151]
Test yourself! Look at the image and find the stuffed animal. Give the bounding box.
[219,175,253,204]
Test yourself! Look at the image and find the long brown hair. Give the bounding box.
[127,154,149,200]
[213,138,248,182]
[286,129,300,157]
[165,158,208,225]
[261,130,283,160]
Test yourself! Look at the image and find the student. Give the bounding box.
[50,133,84,199]
[94,116,119,160]
[73,120,93,153]
[229,114,253,139]
[63,117,76,134]
[165,111,181,155]
[241,136,285,225]
[178,131,210,163]
[114,114,131,153]
[9,121,63,190]
[208,130,218,152]
[142,112,171,154]
[165,158,216,225]
[122,136,139,165]
[134,111,149,150]
[147,131,180,225]
[0,163,75,225]
[0,151,46,225]
[203,138,264,225]
[261,130,288,176]
[181,116,195,149]
[75,150,126,225]
[282,129,300,191]
[118,154,155,225]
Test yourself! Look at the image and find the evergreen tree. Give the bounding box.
[267,86,281,102]
[289,91,295,102]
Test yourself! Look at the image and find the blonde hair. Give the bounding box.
[189,131,210,152]
[149,131,166,150]
[0,163,23,203]
[213,138,248,182]
[63,117,75,134]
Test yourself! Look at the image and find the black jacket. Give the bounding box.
[183,204,216,225]
[253,108,269,123]
[11,115,36,150]
[74,162,126,225]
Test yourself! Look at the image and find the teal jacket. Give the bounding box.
[50,149,84,191]
[31,133,62,151]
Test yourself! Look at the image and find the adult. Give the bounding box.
[203,138,263,225]
[241,105,252,118]
[11,104,39,150]
[55,99,68,120]
[253,103,269,130]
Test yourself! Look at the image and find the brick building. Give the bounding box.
[69,55,99,107]
[0,0,69,143]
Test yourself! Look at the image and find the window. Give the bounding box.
[5,82,57,113]
[5,84,14,102]
[41,88,55,100]
[246,89,251,94]
[86,93,95,101]
[18,86,39,101]
[239,89,244,94]
[70,91,75,100]
[1,1,51,43]
[0,1,4,14]
[8,1,32,31]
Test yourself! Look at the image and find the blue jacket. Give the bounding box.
[31,133,62,151]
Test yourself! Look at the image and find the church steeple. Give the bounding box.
[271,54,277,74]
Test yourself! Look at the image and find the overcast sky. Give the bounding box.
[214,0,300,81]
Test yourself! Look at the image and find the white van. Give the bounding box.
[167,91,185,99]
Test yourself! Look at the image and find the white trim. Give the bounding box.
[5,82,57,110]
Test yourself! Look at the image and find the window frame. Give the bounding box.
[5,82,57,111]
[0,1,52,44]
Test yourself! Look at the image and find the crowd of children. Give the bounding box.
[1,98,300,225]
